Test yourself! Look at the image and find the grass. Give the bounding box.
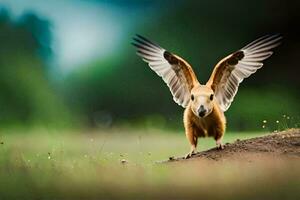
[0,128,299,200]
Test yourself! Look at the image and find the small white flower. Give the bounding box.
[263,120,267,123]
[262,125,265,129]
[276,120,279,124]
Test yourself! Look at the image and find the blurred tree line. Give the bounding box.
[0,8,73,128]
[0,0,299,131]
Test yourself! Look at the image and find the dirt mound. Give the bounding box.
[165,129,300,163]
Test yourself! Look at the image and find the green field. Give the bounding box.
[1,129,299,200]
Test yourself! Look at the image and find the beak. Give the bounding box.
[198,105,207,117]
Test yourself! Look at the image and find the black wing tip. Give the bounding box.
[131,38,161,55]
[131,34,151,47]
[260,33,283,39]
[131,41,138,48]
[132,34,162,49]
[269,33,283,41]
[131,34,143,45]
[266,33,283,45]
[271,33,283,37]
[132,34,142,42]
[262,33,283,41]
[135,33,144,39]
[135,34,148,40]
[132,34,148,42]
[243,33,283,50]
[131,36,146,50]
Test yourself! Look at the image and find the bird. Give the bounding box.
[132,34,282,158]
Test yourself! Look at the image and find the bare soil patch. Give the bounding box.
[164,129,300,163]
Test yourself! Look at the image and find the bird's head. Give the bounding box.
[190,85,215,118]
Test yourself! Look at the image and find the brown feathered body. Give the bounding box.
[184,99,226,144]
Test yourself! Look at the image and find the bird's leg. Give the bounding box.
[185,131,198,159]
[185,144,197,159]
[216,136,224,150]
[213,126,225,150]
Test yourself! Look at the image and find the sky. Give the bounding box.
[0,0,157,73]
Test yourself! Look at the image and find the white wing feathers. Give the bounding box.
[132,34,198,108]
[210,34,282,112]
[133,34,282,111]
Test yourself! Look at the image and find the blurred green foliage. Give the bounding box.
[0,8,73,128]
[0,1,299,131]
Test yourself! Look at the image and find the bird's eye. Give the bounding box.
[191,95,194,101]
[210,94,214,101]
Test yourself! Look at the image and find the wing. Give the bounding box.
[132,34,199,108]
[207,34,282,112]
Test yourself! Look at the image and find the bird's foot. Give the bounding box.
[184,150,197,159]
[216,143,224,150]
[216,137,224,150]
